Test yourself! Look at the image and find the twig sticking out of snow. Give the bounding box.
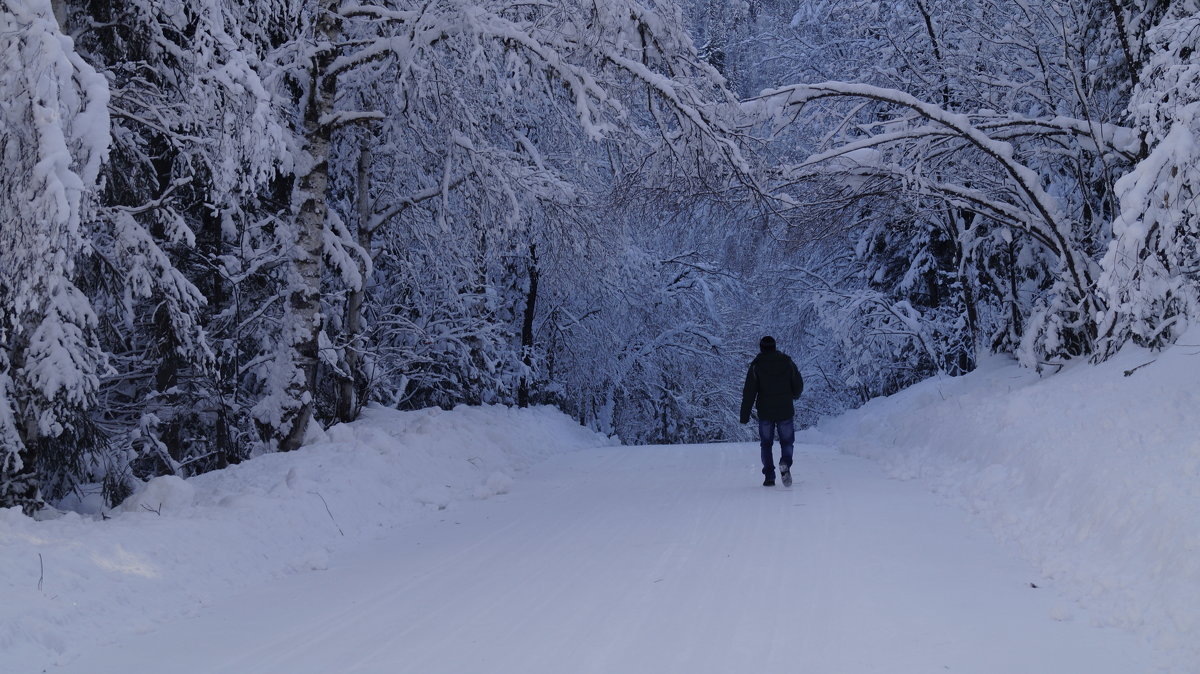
[1123,360,1156,377]
[310,491,344,536]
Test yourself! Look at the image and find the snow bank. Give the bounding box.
[0,404,612,670]
[809,334,1200,670]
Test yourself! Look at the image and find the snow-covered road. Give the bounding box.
[54,442,1152,673]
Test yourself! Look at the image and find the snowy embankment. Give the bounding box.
[810,333,1200,668]
[0,405,612,669]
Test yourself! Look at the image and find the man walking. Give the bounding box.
[739,336,804,486]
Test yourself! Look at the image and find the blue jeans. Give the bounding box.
[758,418,795,476]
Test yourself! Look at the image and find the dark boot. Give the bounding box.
[780,464,792,487]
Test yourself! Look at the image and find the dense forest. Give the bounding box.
[1,0,1196,512]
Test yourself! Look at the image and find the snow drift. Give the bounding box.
[0,404,612,669]
[811,332,1200,669]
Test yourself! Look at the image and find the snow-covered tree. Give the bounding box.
[0,0,110,511]
[739,0,1144,374]
[278,0,752,443]
[70,0,296,491]
[1097,1,1200,354]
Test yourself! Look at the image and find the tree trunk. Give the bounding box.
[1006,238,1023,347]
[5,334,42,514]
[337,143,372,423]
[50,0,67,28]
[279,1,340,451]
[1105,0,1139,87]
[517,244,539,407]
[950,210,979,373]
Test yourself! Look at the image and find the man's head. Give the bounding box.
[759,335,776,352]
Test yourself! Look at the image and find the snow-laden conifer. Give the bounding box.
[0,0,110,510]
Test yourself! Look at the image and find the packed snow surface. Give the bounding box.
[4,335,1197,672]
[36,446,1154,673]
[815,331,1200,670]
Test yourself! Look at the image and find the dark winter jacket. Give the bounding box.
[740,351,803,423]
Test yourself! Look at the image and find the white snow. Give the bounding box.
[118,475,196,514]
[4,336,1199,672]
[0,404,612,669]
[814,331,1200,671]
[30,444,1155,674]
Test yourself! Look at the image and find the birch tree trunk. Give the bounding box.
[279,0,340,451]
